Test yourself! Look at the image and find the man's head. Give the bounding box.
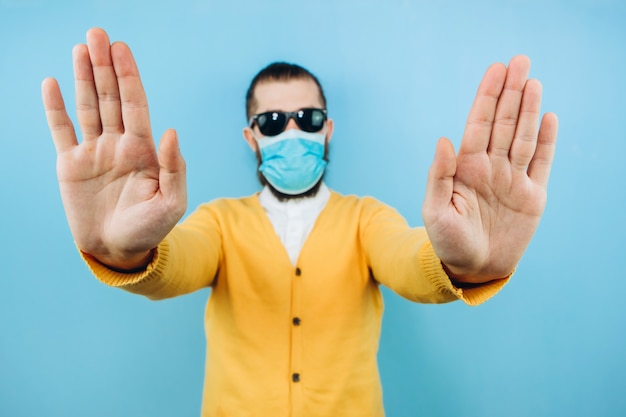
[243,62,334,199]
[244,62,327,122]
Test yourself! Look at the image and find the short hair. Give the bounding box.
[245,62,327,120]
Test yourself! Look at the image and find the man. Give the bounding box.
[42,28,558,416]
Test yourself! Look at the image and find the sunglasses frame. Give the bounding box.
[249,108,328,137]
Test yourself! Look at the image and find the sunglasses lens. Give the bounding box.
[257,112,286,136]
[297,109,326,132]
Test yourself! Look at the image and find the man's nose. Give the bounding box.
[285,116,300,131]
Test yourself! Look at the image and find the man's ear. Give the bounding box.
[325,118,335,144]
[243,127,258,152]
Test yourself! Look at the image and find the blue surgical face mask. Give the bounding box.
[255,129,327,195]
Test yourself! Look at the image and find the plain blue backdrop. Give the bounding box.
[1,0,625,416]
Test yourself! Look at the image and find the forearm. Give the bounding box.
[372,234,510,306]
[80,208,222,300]
[362,201,509,306]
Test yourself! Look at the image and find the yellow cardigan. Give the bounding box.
[82,191,508,417]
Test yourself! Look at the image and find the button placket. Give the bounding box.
[290,265,304,414]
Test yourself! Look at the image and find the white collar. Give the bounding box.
[258,183,331,213]
[258,183,331,265]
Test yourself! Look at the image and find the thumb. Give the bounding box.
[423,137,456,224]
[158,129,187,209]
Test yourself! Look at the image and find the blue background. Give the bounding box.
[1,0,625,416]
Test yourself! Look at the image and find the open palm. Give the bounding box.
[42,28,186,270]
[423,56,558,283]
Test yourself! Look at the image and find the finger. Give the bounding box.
[42,77,78,154]
[111,41,152,140]
[527,112,558,188]
[73,44,101,141]
[423,137,456,222]
[158,129,187,206]
[509,79,542,170]
[487,55,531,158]
[86,28,123,134]
[459,62,507,156]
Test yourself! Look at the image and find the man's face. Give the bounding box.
[243,78,334,150]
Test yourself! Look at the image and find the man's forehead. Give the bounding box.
[253,79,324,113]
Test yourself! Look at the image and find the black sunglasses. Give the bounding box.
[249,108,327,137]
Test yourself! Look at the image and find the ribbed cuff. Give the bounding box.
[419,241,511,306]
[78,239,169,289]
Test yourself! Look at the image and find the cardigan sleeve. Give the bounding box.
[359,197,509,306]
[79,203,223,300]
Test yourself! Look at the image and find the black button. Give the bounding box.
[292,373,300,382]
[295,267,301,276]
[293,317,301,326]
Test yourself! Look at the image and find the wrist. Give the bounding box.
[86,249,155,272]
[441,262,513,285]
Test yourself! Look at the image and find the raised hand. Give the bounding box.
[423,56,558,283]
[42,28,187,270]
